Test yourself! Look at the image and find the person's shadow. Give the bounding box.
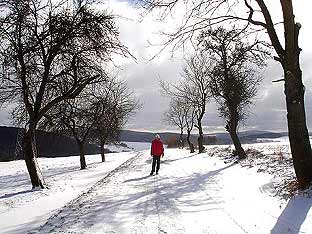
[271,196,312,234]
[123,175,150,183]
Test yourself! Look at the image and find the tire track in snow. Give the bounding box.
[29,151,186,234]
[200,164,250,234]
[152,174,185,234]
[29,152,144,234]
[159,153,223,234]
[30,149,256,234]
[164,152,249,234]
[129,158,185,234]
[222,209,249,234]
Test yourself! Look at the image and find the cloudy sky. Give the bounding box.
[100,0,312,133]
[1,0,312,134]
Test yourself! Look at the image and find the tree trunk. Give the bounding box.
[285,68,312,188]
[229,130,246,159]
[179,128,184,148]
[281,1,312,189]
[100,139,106,162]
[23,127,45,189]
[228,128,246,160]
[198,135,204,153]
[227,113,246,159]
[197,123,204,153]
[187,130,195,153]
[77,141,86,170]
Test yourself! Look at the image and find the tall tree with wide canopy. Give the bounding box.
[145,0,312,188]
[0,0,128,188]
[45,95,101,170]
[198,26,265,159]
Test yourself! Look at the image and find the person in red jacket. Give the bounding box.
[150,134,164,175]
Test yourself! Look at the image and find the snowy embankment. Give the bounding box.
[0,142,144,234]
[1,140,312,234]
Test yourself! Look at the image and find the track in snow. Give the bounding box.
[29,151,185,234]
[28,148,291,234]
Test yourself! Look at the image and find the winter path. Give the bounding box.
[0,151,138,234]
[28,148,312,234]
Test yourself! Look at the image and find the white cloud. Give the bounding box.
[1,0,312,133]
[100,0,312,132]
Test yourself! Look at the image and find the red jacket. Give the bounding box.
[151,139,164,156]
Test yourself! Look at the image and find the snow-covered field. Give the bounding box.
[109,141,151,152]
[1,141,312,234]
[0,149,138,234]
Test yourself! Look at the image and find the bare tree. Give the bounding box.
[92,81,119,162]
[0,0,128,188]
[144,0,312,188]
[163,97,187,148]
[184,102,196,153]
[49,96,100,170]
[42,77,139,166]
[162,91,196,152]
[182,54,211,153]
[92,79,140,162]
[198,26,265,159]
[161,53,211,153]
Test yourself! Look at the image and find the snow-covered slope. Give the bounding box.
[1,143,312,234]
[0,151,137,234]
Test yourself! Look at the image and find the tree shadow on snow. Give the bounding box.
[0,173,31,192]
[271,196,312,234]
[33,161,237,233]
[163,152,201,164]
[145,152,200,165]
[4,215,44,234]
[0,164,80,194]
[0,189,34,200]
[0,160,104,199]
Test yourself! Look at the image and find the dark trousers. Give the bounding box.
[151,155,161,173]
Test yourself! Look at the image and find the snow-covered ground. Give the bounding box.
[1,141,312,234]
[108,141,151,152]
[0,150,138,234]
[124,141,151,151]
[257,136,312,143]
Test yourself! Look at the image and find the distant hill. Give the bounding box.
[0,126,102,162]
[0,126,289,162]
[119,130,185,143]
[210,130,286,144]
[239,131,285,143]
[119,129,288,144]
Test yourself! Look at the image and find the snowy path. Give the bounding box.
[29,148,312,234]
[0,152,137,234]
